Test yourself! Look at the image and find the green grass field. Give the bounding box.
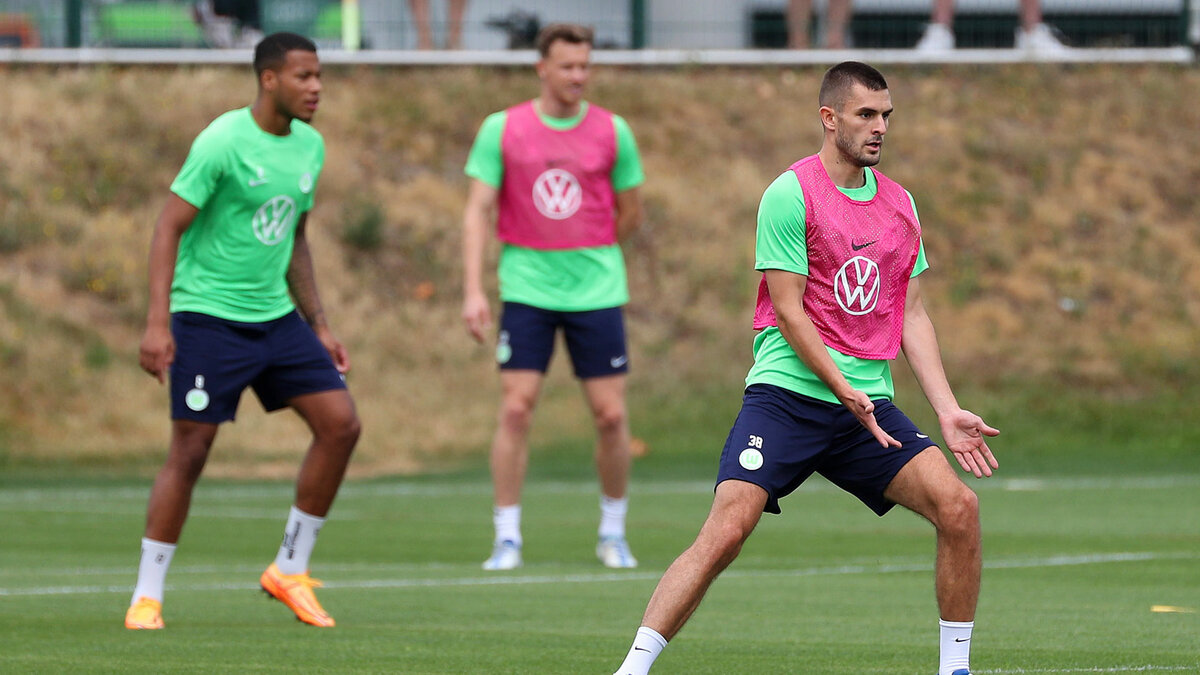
[2,454,1197,674]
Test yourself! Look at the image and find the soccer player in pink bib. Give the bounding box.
[462,23,645,571]
[614,62,999,675]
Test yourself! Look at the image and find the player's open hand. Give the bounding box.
[314,325,351,374]
[139,323,175,384]
[841,389,901,449]
[939,409,1000,478]
[462,291,492,343]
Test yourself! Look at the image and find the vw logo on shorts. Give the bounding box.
[739,448,764,471]
[532,168,582,220]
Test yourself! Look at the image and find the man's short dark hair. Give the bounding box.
[535,23,594,58]
[819,61,888,110]
[254,32,317,78]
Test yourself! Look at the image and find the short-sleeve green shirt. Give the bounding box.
[464,102,644,311]
[169,108,325,322]
[746,167,929,403]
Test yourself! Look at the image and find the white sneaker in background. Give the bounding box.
[482,540,523,571]
[1016,23,1069,54]
[914,23,956,52]
[596,536,638,569]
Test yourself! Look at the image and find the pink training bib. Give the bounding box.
[753,154,921,360]
[496,101,618,250]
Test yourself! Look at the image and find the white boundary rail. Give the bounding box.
[0,46,1194,66]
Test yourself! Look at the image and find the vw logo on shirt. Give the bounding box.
[252,195,298,245]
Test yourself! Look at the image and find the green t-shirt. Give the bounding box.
[169,107,325,322]
[746,167,929,403]
[464,102,645,311]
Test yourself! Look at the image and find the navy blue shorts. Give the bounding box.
[496,302,629,379]
[169,311,347,424]
[716,384,936,516]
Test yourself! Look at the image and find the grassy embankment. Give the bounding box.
[1,63,1198,478]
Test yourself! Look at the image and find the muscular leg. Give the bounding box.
[491,370,544,507]
[408,0,434,49]
[641,480,768,640]
[1019,0,1043,32]
[884,446,982,621]
[787,0,813,49]
[581,374,630,500]
[824,0,852,49]
[144,420,220,543]
[289,389,361,517]
[447,0,467,49]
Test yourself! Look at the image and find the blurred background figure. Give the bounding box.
[788,0,853,49]
[193,0,262,48]
[915,0,1068,53]
[409,0,469,49]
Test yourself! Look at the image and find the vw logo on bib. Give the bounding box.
[834,256,881,315]
[532,168,582,220]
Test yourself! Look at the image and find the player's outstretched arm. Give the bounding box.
[287,214,349,373]
[900,277,999,477]
[765,269,900,449]
[461,179,498,343]
[614,187,643,242]
[139,194,198,384]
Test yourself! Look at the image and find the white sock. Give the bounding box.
[599,494,629,539]
[273,506,325,575]
[939,619,973,675]
[493,504,522,546]
[131,537,176,604]
[614,626,668,675]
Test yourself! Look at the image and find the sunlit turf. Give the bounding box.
[2,460,1197,674]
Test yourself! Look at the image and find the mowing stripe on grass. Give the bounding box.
[1,474,1197,506]
[3,551,1195,597]
[974,662,1200,667]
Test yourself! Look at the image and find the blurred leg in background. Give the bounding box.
[409,0,468,49]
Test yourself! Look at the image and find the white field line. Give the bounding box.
[2,551,1196,598]
[0,503,339,519]
[979,662,1195,667]
[1,474,1198,506]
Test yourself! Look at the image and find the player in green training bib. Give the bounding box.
[462,23,646,572]
[127,33,360,632]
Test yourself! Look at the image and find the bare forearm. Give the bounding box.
[614,189,643,242]
[146,227,180,327]
[776,309,855,402]
[287,238,328,329]
[902,314,959,417]
[462,205,490,296]
[145,197,197,327]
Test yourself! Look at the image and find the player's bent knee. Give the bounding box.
[334,413,362,448]
[594,411,627,437]
[165,443,211,483]
[700,519,756,561]
[936,484,979,534]
[498,402,534,434]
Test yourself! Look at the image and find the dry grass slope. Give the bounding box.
[1,63,1198,475]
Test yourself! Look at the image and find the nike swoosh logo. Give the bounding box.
[955,637,971,643]
[610,355,628,368]
[851,240,876,251]
[634,646,651,652]
[916,433,929,439]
